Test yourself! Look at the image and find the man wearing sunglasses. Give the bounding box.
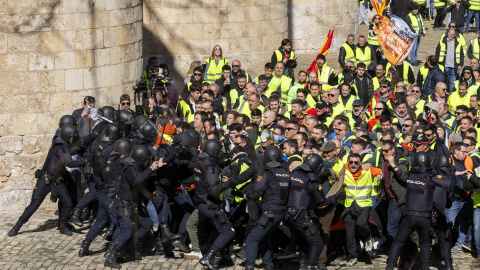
[230,59,252,83]
[341,154,383,266]
[427,82,449,104]
[184,66,204,93]
[454,66,480,94]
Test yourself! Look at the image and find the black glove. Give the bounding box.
[85,156,93,164]
[334,192,346,201]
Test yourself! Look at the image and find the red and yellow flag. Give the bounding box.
[306,29,334,75]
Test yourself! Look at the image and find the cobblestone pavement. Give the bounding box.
[0,210,479,270]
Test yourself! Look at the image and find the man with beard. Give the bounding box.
[395,100,411,125]
[352,100,368,124]
[312,124,327,145]
[371,64,389,92]
[231,59,252,83]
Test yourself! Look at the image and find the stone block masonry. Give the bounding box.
[0,0,143,210]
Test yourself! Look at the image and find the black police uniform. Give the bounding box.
[432,164,456,268]
[17,136,86,230]
[386,166,450,270]
[244,165,291,268]
[81,151,123,256]
[193,152,235,267]
[285,166,326,268]
[104,153,155,269]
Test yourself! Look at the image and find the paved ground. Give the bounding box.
[2,16,480,270]
[1,210,479,270]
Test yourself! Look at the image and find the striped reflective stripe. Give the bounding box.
[345,57,355,61]
[358,59,371,63]
[473,39,480,59]
[344,185,374,190]
[238,100,247,113]
[346,195,372,200]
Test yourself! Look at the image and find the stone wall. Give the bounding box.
[0,0,143,210]
[142,0,289,89]
[289,0,359,55]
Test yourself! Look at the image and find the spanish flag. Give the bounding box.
[306,29,334,75]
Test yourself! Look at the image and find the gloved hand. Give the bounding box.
[334,192,346,201]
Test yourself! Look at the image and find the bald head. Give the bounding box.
[448,29,455,40]
[263,110,276,126]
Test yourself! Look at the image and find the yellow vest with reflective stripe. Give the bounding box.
[414,0,426,4]
[385,62,411,84]
[438,39,462,65]
[471,38,480,60]
[407,12,425,34]
[471,0,480,11]
[318,65,334,91]
[342,169,375,208]
[236,96,251,117]
[339,95,357,113]
[356,46,373,69]
[205,57,228,83]
[233,159,251,203]
[229,89,240,109]
[434,0,445,7]
[368,31,380,46]
[288,154,303,163]
[178,99,195,123]
[415,99,426,117]
[267,75,292,104]
[341,43,356,66]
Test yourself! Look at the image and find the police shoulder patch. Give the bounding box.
[436,175,442,179]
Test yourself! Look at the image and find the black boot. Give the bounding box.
[244,265,255,270]
[70,208,84,227]
[103,224,115,241]
[299,259,307,270]
[199,247,219,270]
[104,245,121,269]
[171,234,191,253]
[160,224,182,244]
[59,221,73,236]
[155,238,165,255]
[8,220,24,237]
[264,264,274,270]
[78,240,91,257]
[306,266,317,270]
[444,259,454,270]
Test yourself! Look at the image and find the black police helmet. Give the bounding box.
[299,154,324,174]
[186,129,201,149]
[264,145,283,167]
[140,121,157,143]
[202,139,223,159]
[413,152,431,168]
[131,145,153,168]
[104,124,120,141]
[60,124,79,143]
[59,115,76,128]
[114,139,132,156]
[172,132,194,149]
[119,110,134,130]
[132,115,149,131]
[435,154,450,168]
[99,106,116,121]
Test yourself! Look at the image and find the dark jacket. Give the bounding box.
[446,1,471,28]
[338,42,356,70]
[215,76,238,96]
[421,65,446,99]
[391,0,413,20]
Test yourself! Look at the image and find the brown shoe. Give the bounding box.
[475,256,480,263]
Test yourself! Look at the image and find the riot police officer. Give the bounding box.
[386,152,451,270]
[103,145,163,269]
[9,124,87,236]
[432,154,456,270]
[285,153,326,270]
[243,146,290,270]
[78,138,132,257]
[71,123,120,227]
[193,139,251,270]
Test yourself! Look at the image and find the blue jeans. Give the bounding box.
[458,26,465,34]
[430,0,434,19]
[358,3,368,24]
[445,67,457,93]
[387,199,403,238]
[474,208,480,252]
[445,199,473,245]
[466,10,480,32]
[146,200,159,225]
[410,35,422,63]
